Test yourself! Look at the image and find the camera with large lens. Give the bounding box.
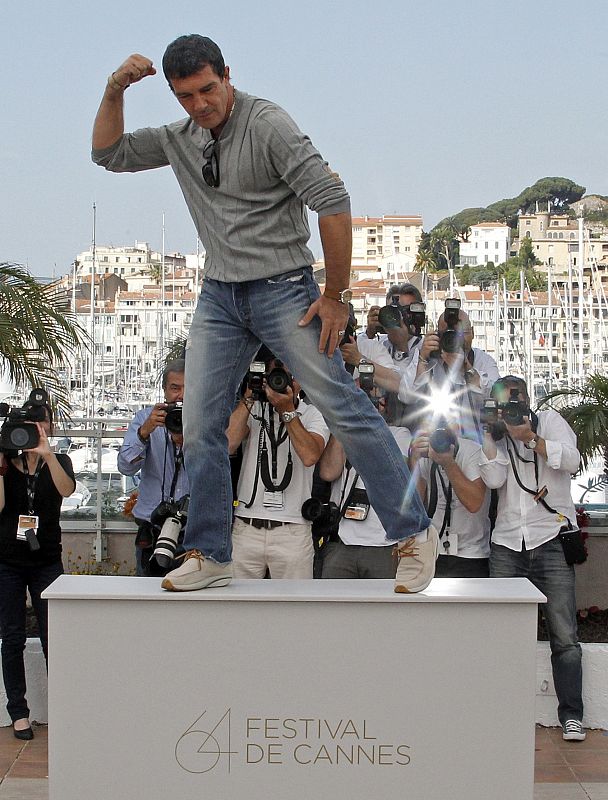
[500,388,528,427]
[480,399,506,441]
[437,298,464,355]
[265,359,293,395]
[150,495,189,570]
[378,298,427,335]
[301,498,341,526]
[0,388,49,454]
[429,426,457,454]
[164,401,183,434]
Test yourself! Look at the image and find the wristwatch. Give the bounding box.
[524,435,538,450]
[281,410,301,424]
[323,288,350,304]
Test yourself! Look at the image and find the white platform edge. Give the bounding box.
[43,575,547,604]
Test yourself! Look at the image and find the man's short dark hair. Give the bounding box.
[386,283,422,304]
[162,359,185,388]
[491,375,529,405]
[162,35,225,84]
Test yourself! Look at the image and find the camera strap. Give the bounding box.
[427,462,452,538]
[160,432,183,503]
[260,408,293,491]
[505,438,570,525]
[338,464,361,518]
[240,405,293,506]
[21,455,44,515]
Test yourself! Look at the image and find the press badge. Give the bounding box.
[263,491,284,509]
[344,487,370,521]
[17,515,39,542]
[440,532,458,556]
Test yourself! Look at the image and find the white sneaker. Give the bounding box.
[562,719,586,741]
[394,525,439,594]
[161,550,232,592]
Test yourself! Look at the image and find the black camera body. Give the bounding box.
[378,299,426,336]
[164,401,183,434]
[150,495,189,570]
[0,388,49,454]
[358,361,375,393]
[266,360,293,395]
[500,389,528,427]
[435,298,464,355]
[246,359,293,402]
[430,427,457,454]
[301,498,341,526]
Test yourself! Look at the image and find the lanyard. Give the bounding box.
[260,407,293,491]
[160,432,184,502]
[427,462,453,538]
[21,455,44,516]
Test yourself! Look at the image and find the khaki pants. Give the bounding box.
[232,518,314,579]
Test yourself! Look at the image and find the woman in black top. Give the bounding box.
[0,405,75,740]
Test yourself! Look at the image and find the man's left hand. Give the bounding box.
[429,444,456,466]
[265,383,296,415]
[505,416,534,442]
[299,296,349,356]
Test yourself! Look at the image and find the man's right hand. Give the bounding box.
[420,332,440,361]
[108,54,156,92]
[365,306,381,338]
[409,431,430,466]
[138,403,168,440]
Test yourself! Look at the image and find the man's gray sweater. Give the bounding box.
[92,89,351,283]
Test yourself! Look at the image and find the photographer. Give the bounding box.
[399,306,499,442]
[409,423,490,577]
[117,359,189,575]
[0,397,75,740]
[317,394,416,580]
[342,284,425,426]
[227,356,329,579]
[479,376,586,741]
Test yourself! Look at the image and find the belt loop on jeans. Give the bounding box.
[238,517,286,530]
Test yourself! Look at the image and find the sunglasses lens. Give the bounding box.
[202,141,219,187]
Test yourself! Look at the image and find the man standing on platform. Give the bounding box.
[92,34,435,594]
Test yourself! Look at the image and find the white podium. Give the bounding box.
[44,576,545,800]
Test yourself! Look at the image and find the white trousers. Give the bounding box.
[231,518,314,579]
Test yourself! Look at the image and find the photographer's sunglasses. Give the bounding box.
[202,138,220,188]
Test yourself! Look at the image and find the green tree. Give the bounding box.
[495,238,547,291]
[538,374,608,473]
[0,263,88,413]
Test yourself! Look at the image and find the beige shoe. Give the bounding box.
[161,550,232,592]
[394,525,439,594]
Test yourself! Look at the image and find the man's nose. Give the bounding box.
[191,94,209,112]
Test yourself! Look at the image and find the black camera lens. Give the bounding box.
[430,427,456,454]
[440,329,465,353]
[377,305,402,330]
[501,404,525,427]
[164,402,183,434]
[266,367,292,394]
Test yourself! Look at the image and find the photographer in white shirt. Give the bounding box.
[478,375,585,742]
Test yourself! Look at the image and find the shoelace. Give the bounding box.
[174,549,205,568]
[564,720,582,733]
[394,537,418,560]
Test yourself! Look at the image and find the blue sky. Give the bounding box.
[2,0,607,277]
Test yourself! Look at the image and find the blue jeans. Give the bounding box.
[183,267,430,563]
[0,560,63,722]
[490,538,583,725]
